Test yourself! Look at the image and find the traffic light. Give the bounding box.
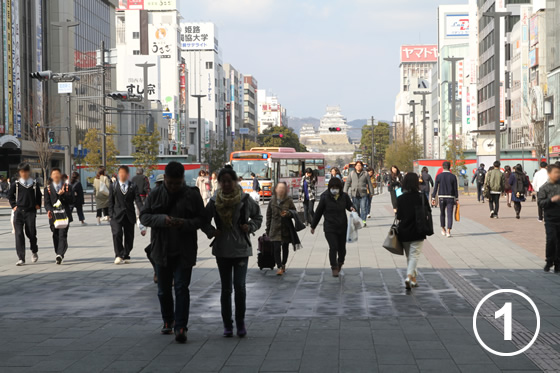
[328,127,342,132]
[272,134,284,138]
[29,70,53,81]
[106,91,142,102]
[47,130,55,144]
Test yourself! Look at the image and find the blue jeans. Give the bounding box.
[352,196,368,221]
[216,257,249,328]
[156,257,193,331]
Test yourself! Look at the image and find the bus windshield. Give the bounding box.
[231,160,269,180]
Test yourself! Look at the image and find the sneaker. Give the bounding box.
[441,229,446,236]
[367,214,371,219]
[32,253,39,263]
[363,220,367,227]
[538,219,543,222]
[114,257,124,265]
[276,267,284,276]
[174,328,187,343]
[161,322,173,335]
[56,255,63,265]
[446,232,451,238]
[124,256,131,264]
[404,278,411,290]
[544,264,552,272]
[16,260,24,266]
[237,323,247,338]
[490,211,495,218]
[223,326,234,338]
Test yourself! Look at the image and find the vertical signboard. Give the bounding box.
[6,0,13,135]
[230,69,235,132]
[13,0,20,137]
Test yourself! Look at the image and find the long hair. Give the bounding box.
[391,165,401,179]
[96,167,106,179]
[402,172,420,192]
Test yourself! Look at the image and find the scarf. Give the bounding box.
[215,187,242,230]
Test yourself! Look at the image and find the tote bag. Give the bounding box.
[415,194,434,236]
[382,218,403,255]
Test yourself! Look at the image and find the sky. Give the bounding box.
[179,0,468,121]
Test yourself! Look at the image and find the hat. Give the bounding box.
[156,174,164,183]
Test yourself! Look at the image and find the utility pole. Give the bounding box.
[398,113,408,143]
[100,40,107,169]
[413,90,430,159]
[483,11,511,161]
[370,116,375,168]
[135,62,156,112]
[409,101,420,149]
[66,93,71,175]
[191,94,206,162]
[390,121,398,150]
[444,57,463,163]
[218,107,229,162]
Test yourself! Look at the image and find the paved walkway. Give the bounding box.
[0,192,556,372]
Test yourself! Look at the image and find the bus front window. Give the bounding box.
[231,160,269,180]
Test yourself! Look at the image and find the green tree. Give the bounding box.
[262,126,307,152]
[358,122,390,170]
[131,125,161,177]
[83,125,119,176]
[202,142,229,173]
[384,135,422,172]
[233,137,260,151]
[444,140,467,177]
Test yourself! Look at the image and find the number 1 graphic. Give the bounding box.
[495,302,513,340]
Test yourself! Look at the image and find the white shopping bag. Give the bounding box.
[250,191,260,203]
[347,216,359,243]
[350,211,363,230]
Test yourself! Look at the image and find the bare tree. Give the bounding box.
[30,124,54,183]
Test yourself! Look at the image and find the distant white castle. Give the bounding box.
[300,106,350,146]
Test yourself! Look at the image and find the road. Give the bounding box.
[0,192,556,372]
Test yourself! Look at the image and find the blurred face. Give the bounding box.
[51,170,62,184]
[164,175,184,195]
[306,172,312,178]
[331,169,336,176]
[368,170,374,176]
[391,167,398,174]
[118,168,129,183]
[276,183,287,198]
[219,173,237,194]
[549,168,560,183]
[19,169,31,180]
[355,163,363,173]
[212,173,217,180]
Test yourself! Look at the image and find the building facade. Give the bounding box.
[243,75,258,141]
[257,89,287,133]
[547,0,560,160]
[224,63,244,143]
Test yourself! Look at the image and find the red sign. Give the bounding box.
[551,145,560,155]
[118,0,144,10]
[400,45,438,63]
[74,51,97,69]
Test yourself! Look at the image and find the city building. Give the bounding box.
[257,90,287,133]
[243,75,258,141]
[299,124,322,147]
[547,0,560,161]
[318,106,350,145]
[224,63,244,142]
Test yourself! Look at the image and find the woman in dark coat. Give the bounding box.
[396,173,431,290]
[70,171,86,225]
[388,165,403,213]
[310,177,354,278]
[509,164,529,219]
[266,181,296,276]
[503,165,513,208]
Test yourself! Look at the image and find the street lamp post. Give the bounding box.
[408,100,420,148]
[444,57,463,163]
[483,11,511,161]
[218,107,229,162]
[191,94,206,162]
[398,113,408,143]
[413,90,430,158]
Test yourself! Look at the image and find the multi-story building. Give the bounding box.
[257,90,287,133]
[224,63,244,141]
[243,75,258,141]
[546,0,560,161]
[181,22,226,156]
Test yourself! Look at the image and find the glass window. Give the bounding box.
[132,32,140,39]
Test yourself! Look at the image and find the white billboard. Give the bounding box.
[446,14,469,37]
[180,22,217,52]
[117,55,161,101]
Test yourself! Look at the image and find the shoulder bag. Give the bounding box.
[382,218,403,255]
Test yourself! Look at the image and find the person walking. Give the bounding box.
[210,172,219,198]
[310,177,354,277]
[376,172,384,194]
[145,173,165,284]
[431,161,458,237]
[509,164,529,219]
[538,163,560,272]
[330,167,343,180]
[203,165,262,338]
[266,181,297,276]
[397,173,432,289]
[8,163,42,266]
[140,161,206,343]
[366,167,376,218]
[484,161,505,218]
[93,167,111,225]
[419,166,434,201]
[503,165,513,208]
[343,161,373,226]
[533,161,549,222]
[109,165,144,265]
[132,167,151,204]
[251,172,262,204]
[299,168,317,226]
[44,168,74,265]
[472,163,487,203]
[70,172,86,225]
[196,170,209,206]
[388,166,403,213]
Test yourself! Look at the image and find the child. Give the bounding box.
[8,163,42,266]
[538,163,560,273]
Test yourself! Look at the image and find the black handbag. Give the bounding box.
[415,194,434,236]
[382,218,403,255]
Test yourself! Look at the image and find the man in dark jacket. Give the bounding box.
[420,167,434,201]
[140,161,206,343]
[538,163,560,272]
[109,165,143,264]
[132,167,150,203]
[471,164,486,202]
[431,161,458,237]
[8,163,42,266]
[44,167,74,265]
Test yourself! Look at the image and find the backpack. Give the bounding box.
[515,173,525,198]
[477,170,486,184]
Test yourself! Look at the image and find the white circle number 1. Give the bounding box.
[495,302,512,340]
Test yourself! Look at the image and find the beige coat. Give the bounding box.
[93,175,111,209]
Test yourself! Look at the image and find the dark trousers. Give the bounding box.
[216,257,248,328]
[489,194,500,216]
[439,198,455,229]
[145,244,156,272]
[303,199,315,224]
[96,207,108,218]
[538,205,544,221]
[514,201,522,216]
[50,224,69,258]
[111,216,135,259]
[14,210,38,261]
[72,204,85,222]
[476,182,484,202]
[325,231,347,269]
[545,221,560,267]
[156,257,193,332]
[273,241,289,268]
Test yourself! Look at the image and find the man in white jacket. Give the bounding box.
[533,161,549,222]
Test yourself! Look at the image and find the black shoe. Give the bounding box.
[175,328,187,343]
[56,255,63,265]
[516,214,520,219]
[544,264,552,272]
[161,322,173,335]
